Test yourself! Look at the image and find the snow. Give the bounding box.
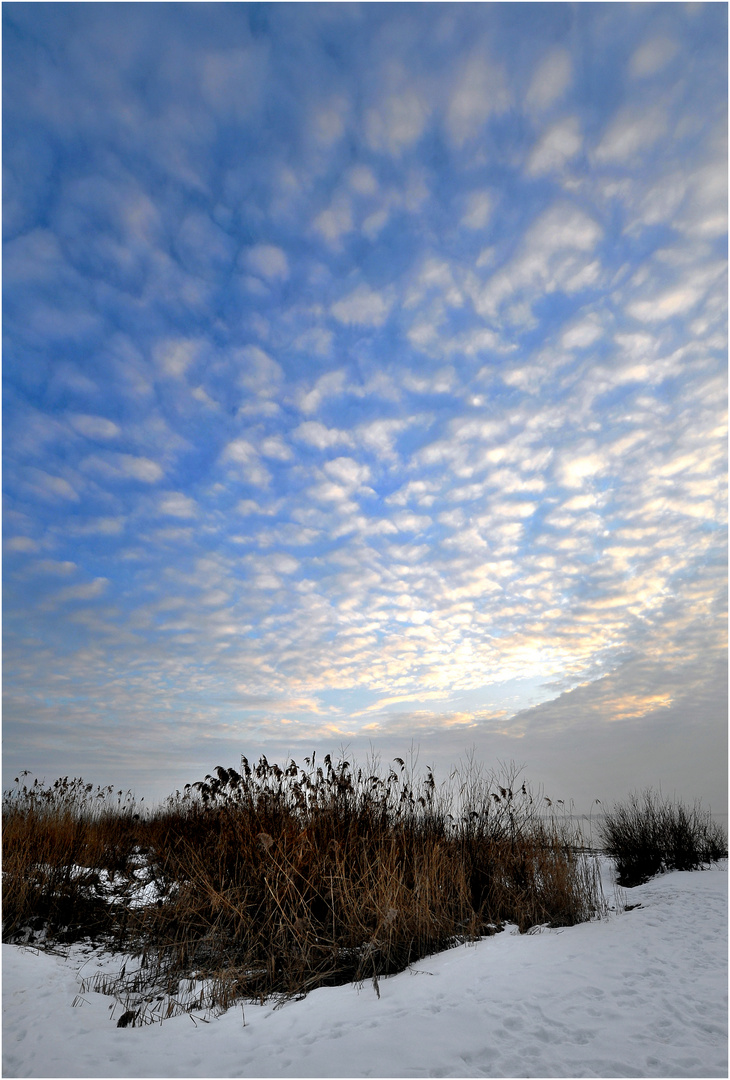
[3,861,727,1079]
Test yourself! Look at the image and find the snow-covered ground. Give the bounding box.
[3,860,727,1079]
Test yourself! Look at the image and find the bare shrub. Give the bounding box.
[597,788,727,887]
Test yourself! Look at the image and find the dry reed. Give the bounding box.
[4,755,608,1021]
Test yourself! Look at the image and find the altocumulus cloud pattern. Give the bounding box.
[2,3,727,807]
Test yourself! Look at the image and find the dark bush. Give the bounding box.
[597,788,727,887]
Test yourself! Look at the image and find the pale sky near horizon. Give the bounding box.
[3,2,727,812]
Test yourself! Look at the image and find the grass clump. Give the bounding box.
[4,755,606,1021]
[597,788,727,887]
[2,775,142,944]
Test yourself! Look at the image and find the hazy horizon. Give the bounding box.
[3,3,727,814]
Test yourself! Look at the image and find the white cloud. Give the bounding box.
[528,202,601,253]
[350,370,400,403]
[82,453,164,484]
[268,165,302,219]
[323,456,371,488]
[248,553,301,578]
[308,480,358,507]
[525,48,572,113]
[402,367,456,395]
[366,89,430,156]
[292,421,353,450]
[311,95,349,146]
[527,117,582,175]
[392,511,432,533]
[408,319,440,352]
[259,435,293,462]
[407,310,444,349]
[630,36,678,78]
[65,516,125,536]
[347,165,378,195]
[222,438,257,464]
[244,244,289,281]
[461,190,493,230]
[475,202,602,320]
[406,258,462,311]
[312,195,353,246]
[5,536,40,553]
[457,327,508,357]
[68,414,121,440]
[362,209,390,240]
[447,52,509,147]
[386,479,440,508]
[235,498,279,517]
[594,107,667,164]
[3,228,64,284]
[153,337,203,378]
[356,418,409,459]
[292,327,333,359]
[175,211,235,274]
[296,370,347,415]
[53,578,109,604]
[560,313,603,350]
[563,494,599,511]
[221,438,271,487]
[28,559,76,575]
[192,385,220,410]
[626,259,725,323]
[628,173,688,233]
[158,492,198,518]
[487,469,546,496]
[491,499,537,520]
[331,284,392,327]
[556,448,607,489]
[236,346,284,399]
[627,285,703,323]
[403,170,430,213]
[198,45,266,120]
[678,161,728,239]
[406,313,438,345]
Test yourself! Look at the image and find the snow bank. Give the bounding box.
[3,862,727,1078]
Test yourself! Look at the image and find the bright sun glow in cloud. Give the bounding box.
[2,4,727,810]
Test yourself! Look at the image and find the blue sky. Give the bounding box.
[3,2,727,811]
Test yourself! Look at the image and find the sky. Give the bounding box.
[3,2,727,813]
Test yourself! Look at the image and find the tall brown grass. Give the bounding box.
[4,756,606,1022]
[2,775,141,943]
